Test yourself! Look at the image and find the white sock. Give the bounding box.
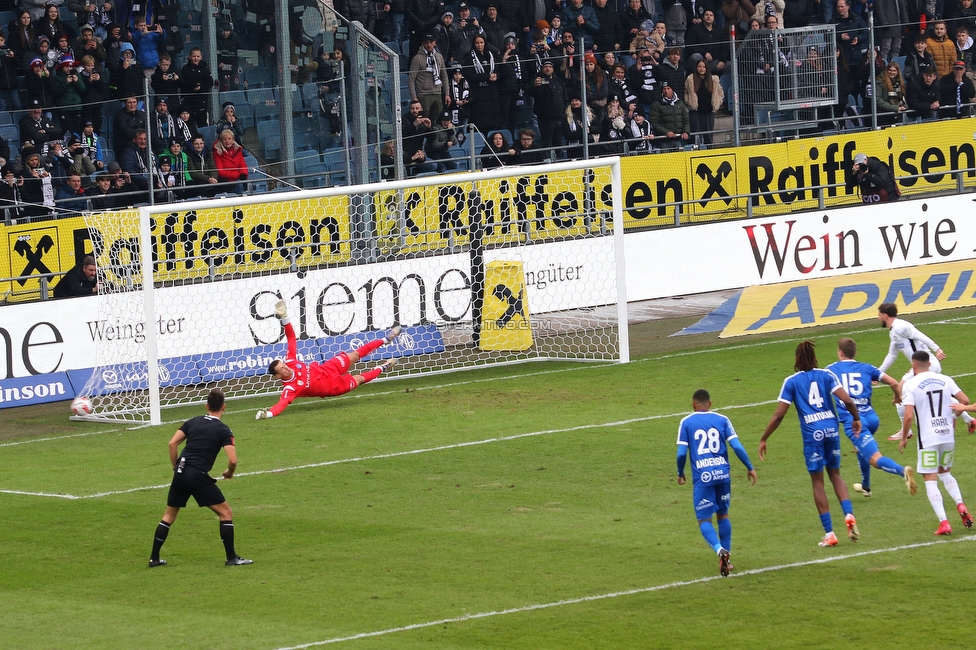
[926,480,947,521]
[939,473,964,505]
[896,403,906,421]
[961,411,974,425]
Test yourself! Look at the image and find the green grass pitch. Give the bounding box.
[3,307,976,649]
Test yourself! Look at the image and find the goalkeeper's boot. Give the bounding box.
[148,558,167,568]
[718,548,732,577]
[818,532,839,547]
[958,503,974,529]
[385,325,402,344]
[853,483,872,497]
[936,519,953,536]
[845,514,859,542]
[378,358,397,373]
[225,556,253,566]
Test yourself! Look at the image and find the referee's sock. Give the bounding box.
[220,520,237,560]
[151,520,170,560]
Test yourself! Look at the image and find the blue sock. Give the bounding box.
[841,499,853,516]
[857,453,872,491]
[877,455,904,476]
[718,517,732,551]
[819,512,833,534]
[699,521,722,553]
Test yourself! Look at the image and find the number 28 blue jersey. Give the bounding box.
[778,368,843,443]
[676,411,739,485]
[825,359,883,428]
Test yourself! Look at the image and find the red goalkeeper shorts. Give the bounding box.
[308,352,358,396]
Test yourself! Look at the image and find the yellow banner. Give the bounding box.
[374,167,613,255]
[480,260,533,351]
[618,119,976,227]
[722,259,976,337]
[0,198,352,299]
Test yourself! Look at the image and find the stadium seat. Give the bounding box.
[248,87,276,106]
[301,83,320,111]
[0,112,12,126]
[322,149,347,184]
[219,90,247,110]
[299,162,330,188]
[0,124,19,152]
[198,125,217,149]
[245,67,273,89]
[892,56,906,73]
[263,134,281,161]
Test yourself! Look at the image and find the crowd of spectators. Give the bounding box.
[1,0,976,223]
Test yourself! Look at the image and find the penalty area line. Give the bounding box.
[273,535,976,649]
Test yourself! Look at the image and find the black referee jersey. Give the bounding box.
[177,415,235,472]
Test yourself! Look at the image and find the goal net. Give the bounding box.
[73,158,628,424]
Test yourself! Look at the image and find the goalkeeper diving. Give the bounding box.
[255,299,401,419]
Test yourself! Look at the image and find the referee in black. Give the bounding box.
[148,388,252,567]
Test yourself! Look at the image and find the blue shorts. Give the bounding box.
[840,411,880,441]
[692,480,731,519]
[803,435,842,473]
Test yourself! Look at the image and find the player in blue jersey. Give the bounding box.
[826,337,916,498]
[677,389,758,577]
[759,340,863,548]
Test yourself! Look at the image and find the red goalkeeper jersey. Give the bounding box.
[268,322,357,416]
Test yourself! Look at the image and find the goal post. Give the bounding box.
[75,157,627,425]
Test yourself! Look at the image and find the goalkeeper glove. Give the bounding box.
[255,409,274,420]
[275,299,288,318]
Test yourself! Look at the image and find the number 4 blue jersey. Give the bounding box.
[778,369,843,443]
[677,411,739,485]
[826,359,883,427]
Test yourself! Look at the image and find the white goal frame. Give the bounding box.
[94,157,627,425]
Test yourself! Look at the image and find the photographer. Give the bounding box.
[151,53,180,97]
[131,15,164,76]
[74,26,106,65]
[852,152,900,203]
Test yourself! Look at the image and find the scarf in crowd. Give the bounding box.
[426,50,442,87]
[662,90,678,106]
[471,49,495,77]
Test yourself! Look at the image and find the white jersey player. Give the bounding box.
[898,351,973,536]
[878,302,949,440]
[877,302,945,374]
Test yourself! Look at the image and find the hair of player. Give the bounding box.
[206,388,225,412]
[794,340,818,372]
[838,337,856,359]
[268,360,280,375]
[693,388,710,404]
[878,302,898,318]
[912,350,930,364]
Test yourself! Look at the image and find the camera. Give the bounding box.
[857,162,867,172]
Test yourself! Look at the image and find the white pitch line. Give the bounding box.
[0,400,779,499]
[0,488,81,499]
[272,535,976,649]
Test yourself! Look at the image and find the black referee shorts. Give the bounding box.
[167,466,226,508]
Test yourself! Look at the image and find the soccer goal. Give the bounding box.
[74,157,628,424]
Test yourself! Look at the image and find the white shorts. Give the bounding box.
[917,443,955,474]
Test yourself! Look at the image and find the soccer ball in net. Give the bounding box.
[71,397,93,416]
